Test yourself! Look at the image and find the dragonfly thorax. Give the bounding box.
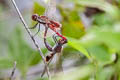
[39,16,49,23]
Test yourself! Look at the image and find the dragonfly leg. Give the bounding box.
[52,34,57,44]
[44,27,48,38]
[33,23,41,37]
[52,34,60,44]
[29,23,38,29]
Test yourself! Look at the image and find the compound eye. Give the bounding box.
[32,14,38,21]
[62,39,67,44]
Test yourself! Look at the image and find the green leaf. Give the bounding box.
[62,21,85,39]
[93,13,113,26]
[32,2,45,25]
[87,44,114,65]
[58,6,85,39]
[6,27,42,75]
[69,10,81,21]
[80,26,120,52]
[62,46,81,59]
[67,37,114,65]
[0,58,12,68]
[67,37,90,59]
[96,67,114,80]
[33,2,45,15]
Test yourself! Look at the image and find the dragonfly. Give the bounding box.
[30,0,67,41]
[41,34,67,77]
[45,38,67,61]
[44,27,67,62]
[30,0,67,76]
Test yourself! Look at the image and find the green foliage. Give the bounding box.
[33,2,45,15]
[58,6,85,39]
[61,21,85,39]
[32,2,45,25]
[1,0,120,79]
[9,27,42,75]
[71,0,120,20]
[0,27,43,77]
[96,67,114,80]
[62,46,80,59]
[93,14,113,26]
[57,0,120,80]
[68,37,90,59]
[52,65,94,80]
[87,44,113,66]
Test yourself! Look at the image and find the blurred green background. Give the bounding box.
[0,0,120,80]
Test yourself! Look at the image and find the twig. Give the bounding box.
[10,0,51,79]
[41,56,53,77]
[10,61,17,80]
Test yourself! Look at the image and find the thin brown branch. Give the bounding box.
[41,55,54,77]
[10,0,51,79]
[10,61,17,80]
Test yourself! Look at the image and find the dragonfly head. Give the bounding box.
[58,38,67,45]
[32,14,39,21]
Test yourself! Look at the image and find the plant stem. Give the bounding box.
[10,61,17,80]
[10,0,51,79]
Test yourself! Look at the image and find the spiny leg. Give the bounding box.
[33,23,41,37]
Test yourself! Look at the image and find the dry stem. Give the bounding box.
[10,0,51,79]
[10,61,17,80]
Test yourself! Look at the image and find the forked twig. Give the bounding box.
[10,0,51,79]
[10,61,17,80]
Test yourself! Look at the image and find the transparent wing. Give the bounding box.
[41,28,55,38]
[44,0,56,20]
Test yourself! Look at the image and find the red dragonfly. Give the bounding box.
[30,0,67,40]
[41,35,67,77]
[30,0,68,75]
